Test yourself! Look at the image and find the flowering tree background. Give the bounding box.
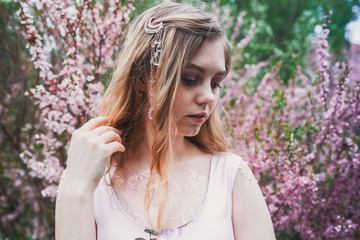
[1,0,134,238]
[223,19,360,239]
[0,0,359,239]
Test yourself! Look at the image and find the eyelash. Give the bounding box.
[212,82,222,89]
[182,78,197,86]
[182,77,222,89]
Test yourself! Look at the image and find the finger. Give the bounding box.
[90,125,122,137]
[80,116,109,132]
[105,141,125,155]
[99,130,123,144]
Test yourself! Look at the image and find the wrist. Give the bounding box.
[60,182,94,203]
[59,172,96,199]
[61,167,100,194]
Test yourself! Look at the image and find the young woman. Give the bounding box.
[55,2,276,240]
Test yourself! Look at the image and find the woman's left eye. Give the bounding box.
[211,82,222,89]
[211,77,224,89]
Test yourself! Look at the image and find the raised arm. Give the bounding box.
[55,117,125,240]
[232,159,276,240]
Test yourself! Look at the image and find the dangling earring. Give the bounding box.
[144,17,163,120]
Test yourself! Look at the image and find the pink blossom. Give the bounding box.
[17,0,134,199]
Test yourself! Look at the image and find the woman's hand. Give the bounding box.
[56,116,123,240]
[65,116,125,193]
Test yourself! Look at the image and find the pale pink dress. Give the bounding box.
[94,152,250,240]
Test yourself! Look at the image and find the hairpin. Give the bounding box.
[144,17,164,120]
[145,17,163,66]
[144,17,163,34]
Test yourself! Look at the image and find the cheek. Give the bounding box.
[173,89,189,118]
[209,96,220,113]
[173,103,185,120]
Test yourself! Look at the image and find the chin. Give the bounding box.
[182,128,201,137]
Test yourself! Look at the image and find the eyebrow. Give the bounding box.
[186,63,227,77]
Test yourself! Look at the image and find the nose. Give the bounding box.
[195,83,216,105]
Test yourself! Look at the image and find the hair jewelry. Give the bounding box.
[144,17,163,120]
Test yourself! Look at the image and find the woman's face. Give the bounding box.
[173,38,227,137]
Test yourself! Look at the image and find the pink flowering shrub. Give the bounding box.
[7,1,133,237]
[15,0,134,201]
[222,15,360,240]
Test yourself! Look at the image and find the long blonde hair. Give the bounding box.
[100,2,231,230]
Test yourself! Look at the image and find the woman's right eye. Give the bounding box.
[182,78,197,86]
[182,73,199,87]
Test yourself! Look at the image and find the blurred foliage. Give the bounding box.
[249,0,357,81]
[227,0,359,51]
[222,0,360,83]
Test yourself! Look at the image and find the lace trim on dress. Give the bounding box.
[112,165,209,229]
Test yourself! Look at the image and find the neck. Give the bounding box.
[132,118,191,168]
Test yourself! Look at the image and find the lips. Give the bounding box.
[188,114,205,118]
[187,112,207,123]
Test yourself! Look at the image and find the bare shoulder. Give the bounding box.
[230,152,276,240]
